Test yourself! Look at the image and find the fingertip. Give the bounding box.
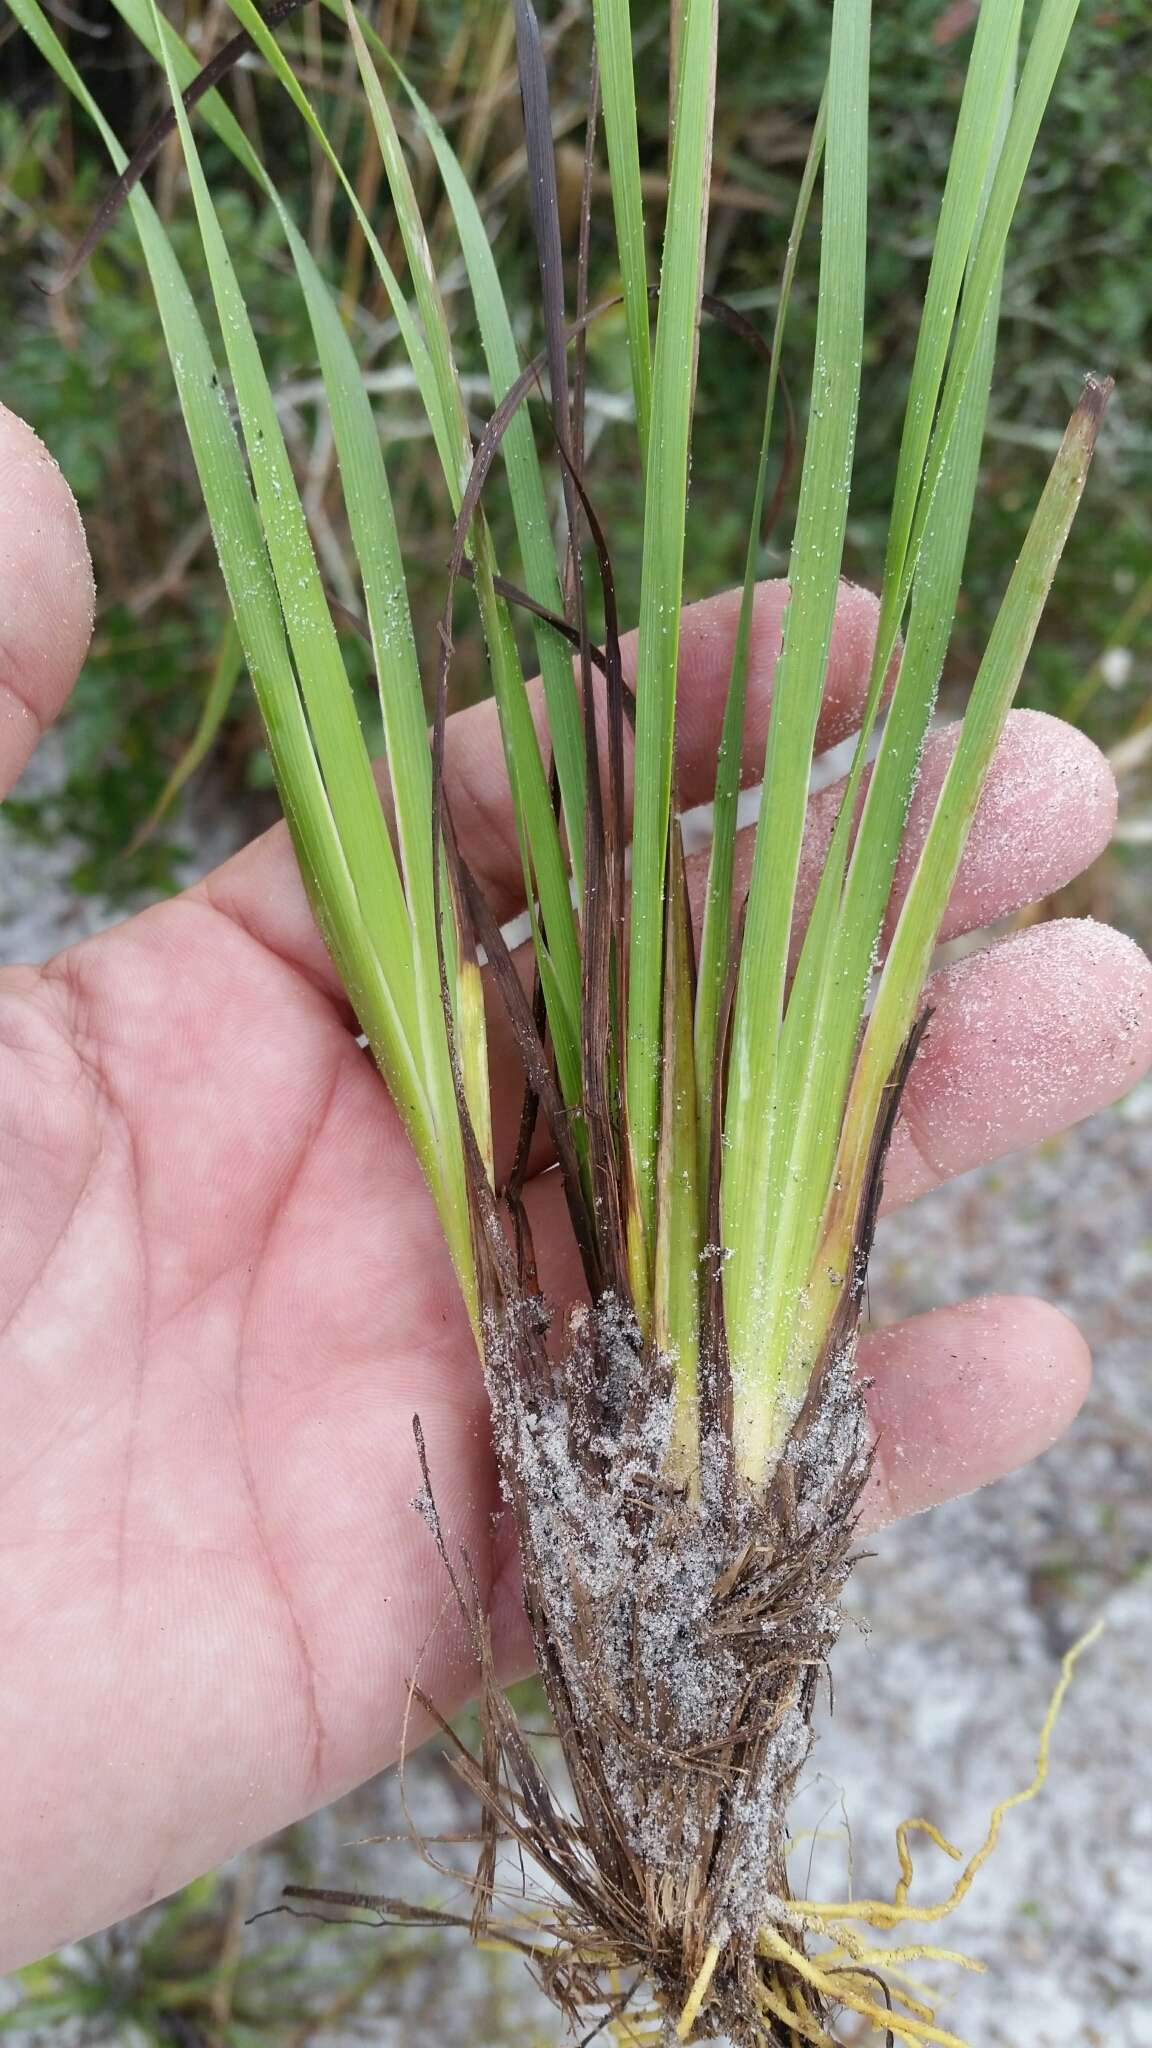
[0,404,95,795]
[824,578,885,718]
[886,916,1152,1212]
[860,1293,1092,1528]
[792,577,887,752]
[888,710,1118,944]
[673,577,884,795]
[1020,706,1119,846]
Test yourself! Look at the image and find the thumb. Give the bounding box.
[0,404,94,801]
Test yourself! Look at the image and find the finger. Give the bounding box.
[859,1295,1091,1527]
[198,578,887,965]
[443,577,886,916]
[485,713,1123,1179]
[518,919,1151,1283]
[0,405,94,800]
[883,917,1152,1209]
[779,706,1117,962]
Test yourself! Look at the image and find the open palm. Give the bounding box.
[2,403,1150,1968]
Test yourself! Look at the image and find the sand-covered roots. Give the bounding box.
[373,1292,1098,2047]
[458,1289,874,2042]
[283,1288,1098,2046]
[374,1575,1097,2048]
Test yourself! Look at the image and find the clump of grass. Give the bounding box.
[11,0,1110,2038]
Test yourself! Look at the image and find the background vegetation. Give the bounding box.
[1,0,1149,902]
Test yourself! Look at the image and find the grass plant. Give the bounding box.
[7,0,1110,2038]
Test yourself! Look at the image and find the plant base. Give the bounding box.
[463,1290,871,2044]
[285,1284,1099,2047]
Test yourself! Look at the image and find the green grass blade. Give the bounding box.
[654,833,701,1480]
[216,0,456,491]
[879,0,1025,611]
[723,0,1084,1473]
[107,0,265,177]
[720,0,871,1420]
[110,0,585,1117]
[765,0,1078,1055]
[881,0,1085,680]
[111,0,474,1301]
[373,46,588,902]
[151,0,581,1130]
[336,0,473,497]
[751,299,1002,1468]
[819,0,1082,804]
[275,207,473,1178]
[736,29,1021,1470]
[337,0,584,1108]
[106,0,474,1209]
[812,377,1111,1356]
[149,3,423,1051]
[693,86,826,1197]
[589,0,652,461]
[778,0,1084,993]
[625,0,718,1306]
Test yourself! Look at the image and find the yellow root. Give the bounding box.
[796,1622,1101,1932]
[676,1940,724,2039]
[755,1972,831,2044]
[610,2020,666,2047]
[742,1622,1103,2046]
[607,1967,667,2045]
[759,1923,970,2046]
[455,1626,1100,2046]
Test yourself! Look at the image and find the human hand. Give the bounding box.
[2,401,1149,1967]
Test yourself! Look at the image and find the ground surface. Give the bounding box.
[2,759,1150,2046]
[819,1087,1152,2048]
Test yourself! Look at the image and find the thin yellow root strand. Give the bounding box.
[756,1974,836,2046]
[758,1923,971,2047]
[676,1941,723,2040]
[894,1819,963,1907]
[611,2015,664,2048]
[609,1967,662,2048]
[853,1943,983,1976]
[813,1922,982,1986]
[797,1622,1103,1933]
[786,1975,819,2037]
[796,1911,958,2008]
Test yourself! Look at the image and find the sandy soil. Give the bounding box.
[818,1082,1152,2048]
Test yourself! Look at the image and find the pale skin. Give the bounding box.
[2,399,1150,1970]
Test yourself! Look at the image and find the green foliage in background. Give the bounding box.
[1,0,1149,898]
